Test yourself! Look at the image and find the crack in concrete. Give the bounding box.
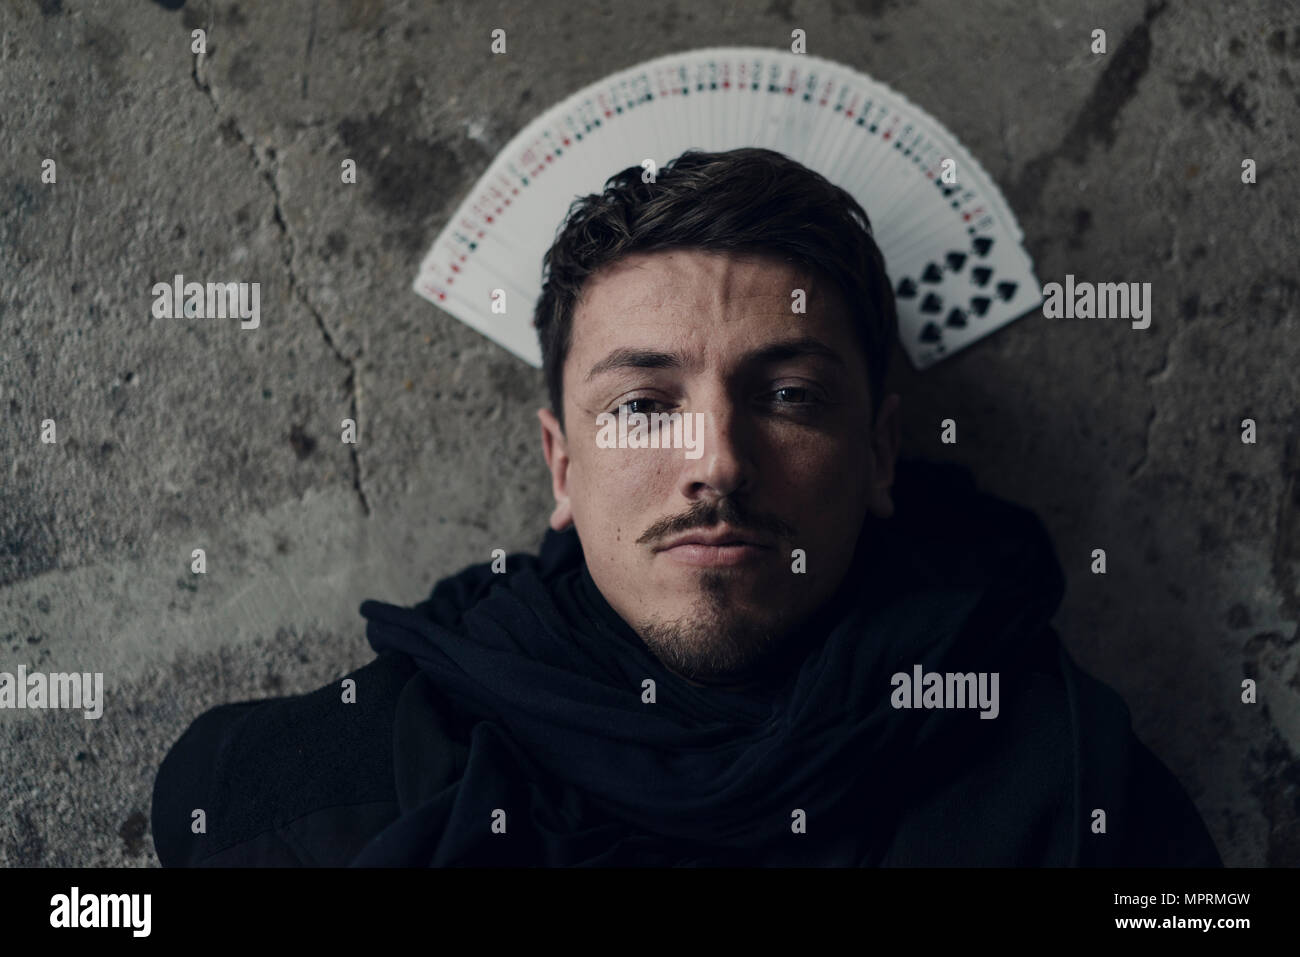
[1011,0,1170,216]
[1161,209,1181,267]
[1273,431,1300,622]
[1128,404,1158,479]
[189,37,371,517]
[1127,205,1187,480]
[1145,298,1185,383]
[1128,321,1184,479]
[302,0,318,100]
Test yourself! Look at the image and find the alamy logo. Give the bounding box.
[890,664,999,719]
[0,667,103,719]
[1040,274,1151,329]
[151,273,260,329]
[596,406,705,459]
[50,887,151,937]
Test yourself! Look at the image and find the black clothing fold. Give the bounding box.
[152,459,1222,867]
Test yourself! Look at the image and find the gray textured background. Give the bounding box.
[2,0,1297,867]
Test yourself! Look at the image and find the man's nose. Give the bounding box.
[678,400,753,501]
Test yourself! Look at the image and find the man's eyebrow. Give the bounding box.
[584,348,683,382]
[745,336,847,369]
[583,336,847,383]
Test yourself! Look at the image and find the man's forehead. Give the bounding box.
[578,248,837,311]
[570,249,849,354]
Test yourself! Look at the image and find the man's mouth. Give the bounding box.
[655,526,771,567]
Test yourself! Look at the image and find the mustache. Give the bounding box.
[636,498,796,546]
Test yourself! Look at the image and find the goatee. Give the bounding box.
[635,569,796,686]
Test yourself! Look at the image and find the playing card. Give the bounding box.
[414,46,1041,373]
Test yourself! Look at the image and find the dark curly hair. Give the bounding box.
[532,147,897,430]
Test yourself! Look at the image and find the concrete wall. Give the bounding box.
[1,0,1296,865]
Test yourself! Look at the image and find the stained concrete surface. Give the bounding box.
[1,0,1297,866]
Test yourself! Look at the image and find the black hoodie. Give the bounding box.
[151,459,1222,867]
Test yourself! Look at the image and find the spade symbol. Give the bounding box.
[972,236,994,256]
[970,296,991,316]
[971,266,993,287]
[945,252,967,272]
[945,308,967,329]
[919,321,942,343]
[897,277,918,298]
[920,293,943,314]
[922,262,943,283]
[996,281,1018,301]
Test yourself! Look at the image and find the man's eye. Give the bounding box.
[772,387,813,404]
[618,398,662,415]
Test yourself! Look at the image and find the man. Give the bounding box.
[152,148,1221,867]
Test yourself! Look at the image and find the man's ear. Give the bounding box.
[865,392,902,519]
[538,407,574,531]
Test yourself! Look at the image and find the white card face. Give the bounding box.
[414,47,1039,372]
[891,235,1042,369]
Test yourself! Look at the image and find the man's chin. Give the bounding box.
[666,563,783,605]
[634,605,789,687]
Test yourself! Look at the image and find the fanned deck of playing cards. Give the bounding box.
[413,46,1041,370]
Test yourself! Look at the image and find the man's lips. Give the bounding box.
[654,527,772,568]
[654,526,771,551]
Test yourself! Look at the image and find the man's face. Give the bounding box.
[538,248,901,686]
